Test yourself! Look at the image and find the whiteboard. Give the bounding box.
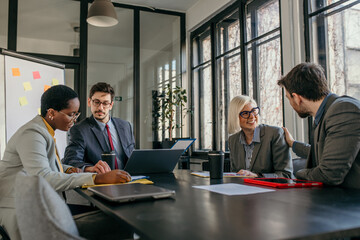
[3,53,68,159]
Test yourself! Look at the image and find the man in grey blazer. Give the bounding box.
[63,82,135,173]
[278,62,360,188]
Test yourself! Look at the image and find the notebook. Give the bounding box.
[124,149,184,174]
[243,178,323,189]
[88,183,175,203]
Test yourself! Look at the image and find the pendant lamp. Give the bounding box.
[87,0,118,27]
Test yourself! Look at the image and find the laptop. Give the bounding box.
[88,183,175,203]
[124,149,185,174]
[171,138,196,152]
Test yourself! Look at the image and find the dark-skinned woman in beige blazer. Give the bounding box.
[228,95,293,178]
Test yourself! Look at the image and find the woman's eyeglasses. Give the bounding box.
[58,111,81,121]
[239,107,260,119]
[91,99,112,108]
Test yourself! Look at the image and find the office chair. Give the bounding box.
[14,171,85,240]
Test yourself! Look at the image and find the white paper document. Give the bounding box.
[192,183,275,196]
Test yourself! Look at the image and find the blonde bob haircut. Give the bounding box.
[227,95,258,135]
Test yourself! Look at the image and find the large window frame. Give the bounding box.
[304,0,360,137]
[190,0,284,155]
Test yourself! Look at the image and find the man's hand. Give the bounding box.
[282,127,295,148]
[237,169,258,177]
[84,160,111,174]
[94,170,131,184]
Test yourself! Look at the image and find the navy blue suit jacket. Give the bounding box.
[63,115,135,169]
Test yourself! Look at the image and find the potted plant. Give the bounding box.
[152,83,189,148]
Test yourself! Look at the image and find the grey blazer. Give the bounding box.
[0,115,94,239]
[228,124,293,178]
[295,95,360,188]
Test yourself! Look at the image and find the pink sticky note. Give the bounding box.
[12,68,20,77]
[33,71,41,79]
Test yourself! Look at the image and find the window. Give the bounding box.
[192,30,213,150]
[191,0,282,152]
[306,0,360,99]
[246,0,282,127]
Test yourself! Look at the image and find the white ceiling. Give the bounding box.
[113,0,199,12]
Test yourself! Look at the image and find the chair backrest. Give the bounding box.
[293,158,307,174]
[14,171,85,240]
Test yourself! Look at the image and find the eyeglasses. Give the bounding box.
[91,99,112,108]
[239,107,260,119]
[58,111,81,122]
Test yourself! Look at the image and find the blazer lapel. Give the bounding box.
[249,125,263,171]
[89,115,110,152]
[311,94,339,166]
[113,120,131,158]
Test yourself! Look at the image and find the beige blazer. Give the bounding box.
[295,95,360,188]
[229,124,293,178]
[0,115,95,239]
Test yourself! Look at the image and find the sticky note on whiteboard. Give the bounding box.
[44,85,51,92]
[23,82,32,91]
[12,68,20,77]
[52,78,59,86]
[33,71,41,79]
[19,96,28,106]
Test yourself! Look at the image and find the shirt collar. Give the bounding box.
[41,116,55,137]
[314,93,334,126]
[94,116,112,131]
[239,125,260,145]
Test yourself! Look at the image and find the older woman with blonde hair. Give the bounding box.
[228,95,293,178]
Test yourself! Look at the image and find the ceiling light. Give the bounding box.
[87,0,118,27]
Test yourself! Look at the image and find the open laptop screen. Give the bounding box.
[171,138,196,151]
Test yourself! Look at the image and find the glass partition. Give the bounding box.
[140,11,181,149]
[0,0,8,48]
[17,0,80,56]
[88,7,134,124]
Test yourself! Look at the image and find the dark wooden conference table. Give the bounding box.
[76,170,360,240]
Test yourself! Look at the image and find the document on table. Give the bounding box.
[191,171,255,178]
[193,183,275,196]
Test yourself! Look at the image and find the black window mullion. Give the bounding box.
[210,23,217,151]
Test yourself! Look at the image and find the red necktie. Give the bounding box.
[105,124,118,169]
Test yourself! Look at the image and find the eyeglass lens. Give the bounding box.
[240,107,259,119]
[92,99,111,107]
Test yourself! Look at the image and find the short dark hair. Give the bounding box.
[41,85,78,117]
[89,82,115,101]
[277,62,330,101]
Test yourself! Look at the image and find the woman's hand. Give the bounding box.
[94,170,131,184]
[282,127,295,148]
[237,169,258,177]
[84,160,111,174]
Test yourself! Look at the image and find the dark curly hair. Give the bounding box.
[40,85,78,117]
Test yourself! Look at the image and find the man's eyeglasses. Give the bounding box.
[239,107,260,119]
[58,111,81,121]
[91,99,112,108]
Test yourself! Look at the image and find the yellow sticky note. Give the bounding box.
[23,82,32,91]
[52,78,59,86]
[38,108,41,115]
[19,96,28,106]
[12,68,20,77]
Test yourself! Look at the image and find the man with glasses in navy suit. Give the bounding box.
[64,82,135,173]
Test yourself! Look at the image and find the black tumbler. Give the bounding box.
[208,151,224,179]
[101,151,116,170]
